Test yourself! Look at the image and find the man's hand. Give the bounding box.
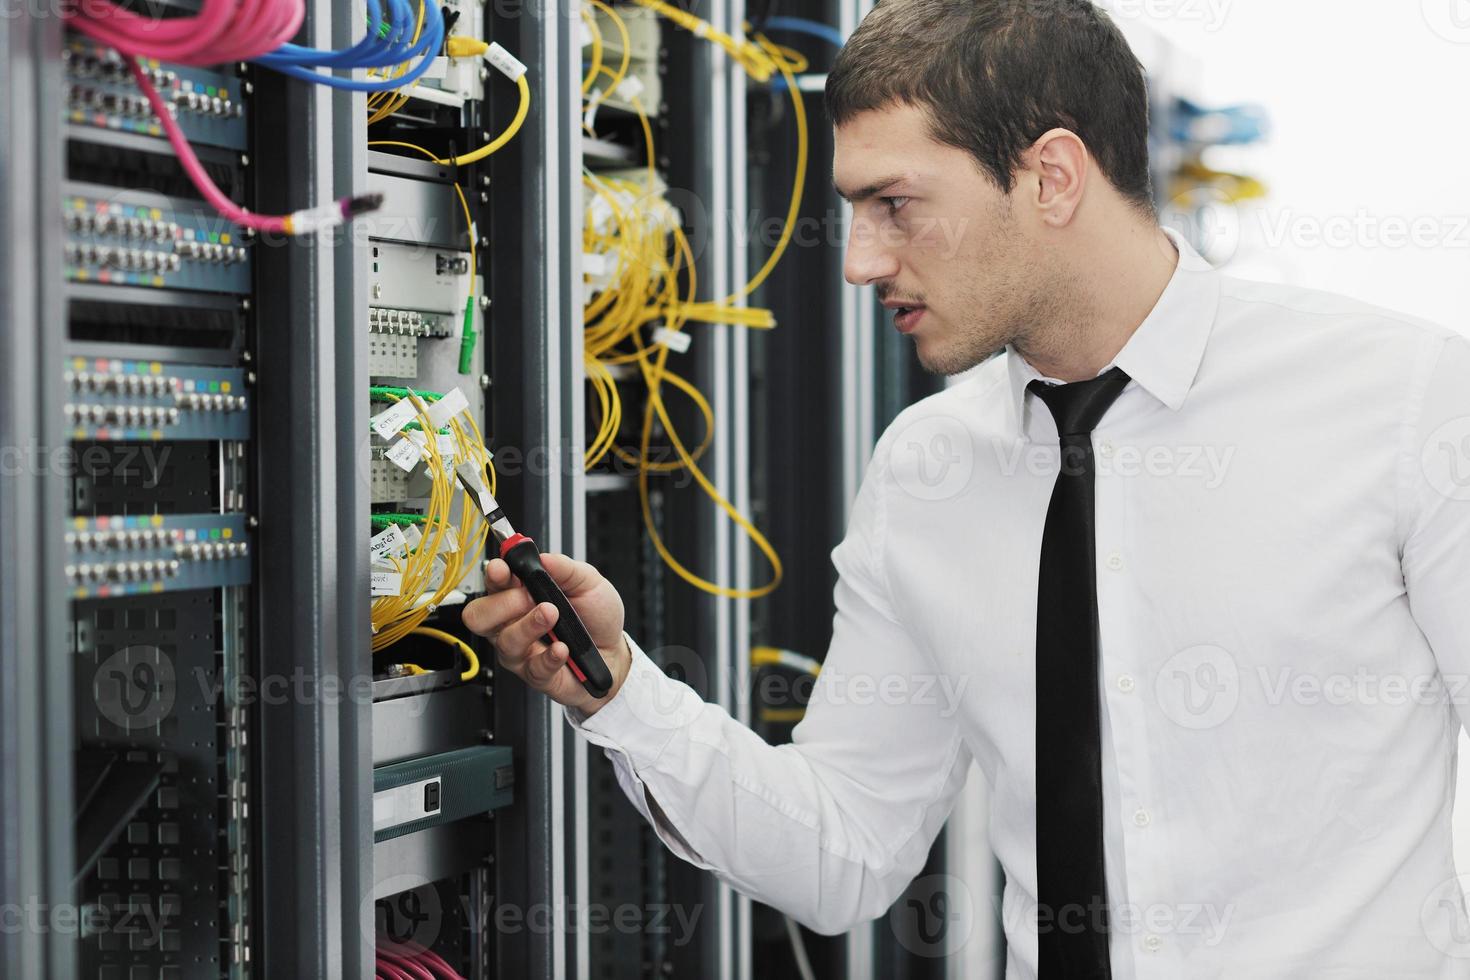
[462,553,632,715]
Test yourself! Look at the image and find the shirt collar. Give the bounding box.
[1004,226,1221,438]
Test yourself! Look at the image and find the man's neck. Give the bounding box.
[1016,224,1180,383]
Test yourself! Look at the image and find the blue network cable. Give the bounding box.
[762,16,846,49]
[254,0,446,93]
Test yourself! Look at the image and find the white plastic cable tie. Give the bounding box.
[371,399,418,441]
[583,93,603,133]
[384,437,422,472]
[614,75,644,102]
[425,387,470,429]
[486,42,528,82]
[652,326,692,353]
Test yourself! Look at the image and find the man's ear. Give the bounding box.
[1025,128,1089,227]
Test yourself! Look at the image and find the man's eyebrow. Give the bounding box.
[832,174,912,203]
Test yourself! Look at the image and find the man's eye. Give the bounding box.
[880,196,910,215]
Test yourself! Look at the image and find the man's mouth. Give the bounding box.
[886,302,927,334]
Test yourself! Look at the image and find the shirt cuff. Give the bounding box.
[563,632,706,772]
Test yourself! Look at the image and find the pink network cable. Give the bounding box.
[67,0,382,235]
[378,938,467,980]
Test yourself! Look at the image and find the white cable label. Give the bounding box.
[402,523,424,551]
[370,524,409,562]
[583,252,611,278]
[588,195,614,233]
[579,18,594,47]
[371,570,403,597]
[437,433,459,462]
[436,525,461,555]
[385,437,422,472]
[486,42,528,82]
[583,92,602,133]
[371,399,418,441]
[652,326,692,353]
[425,387,470,429]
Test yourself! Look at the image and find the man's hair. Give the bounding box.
[826,0,1155,215]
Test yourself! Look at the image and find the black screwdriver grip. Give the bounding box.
[501,537,613,698]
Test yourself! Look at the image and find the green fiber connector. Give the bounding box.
[369,386,445,401]
[371,513,429,529]
[457,296,478,375]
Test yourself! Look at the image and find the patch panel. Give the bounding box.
[586,2,663,117]
[63,36,248,151]
[64,184,252,294]
[64,514,252,599]
[63,357,251,441]
[368,306,456,377]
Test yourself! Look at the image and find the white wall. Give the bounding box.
[1107,0,1470,331]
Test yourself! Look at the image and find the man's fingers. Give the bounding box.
[493,602,560,670]
[524,639,569,688]
[484,557,513,592]
[538,553,602,597]
[462,587,534,638]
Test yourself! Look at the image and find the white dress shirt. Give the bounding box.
[568,231,1470,978]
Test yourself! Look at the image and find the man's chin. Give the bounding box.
[913,336,998,378]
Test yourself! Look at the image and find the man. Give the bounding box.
[464,0,1470,975]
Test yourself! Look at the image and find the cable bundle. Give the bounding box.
[256,0,444,92]
[66,0,303,64]
[376,937,467,980]
[580,4,808,599]
[65,0,388,234]
[368,388,495,651]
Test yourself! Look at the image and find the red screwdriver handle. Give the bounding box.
[499,535,613,698]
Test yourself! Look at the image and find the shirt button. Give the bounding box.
[1098,439,1115,458]
[1117,675,1135,693]
[1143,934,1163,952]
[1106,552,1124,571]
[1133,807,1151,827]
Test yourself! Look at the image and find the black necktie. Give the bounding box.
[1029,366,1131,980]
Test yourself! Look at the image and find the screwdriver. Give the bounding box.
[456,463,614,698]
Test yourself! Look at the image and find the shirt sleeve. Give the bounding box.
[1401,332,1470,732]
[565,435,973,935]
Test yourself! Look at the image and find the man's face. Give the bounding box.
[834,103,1047,376]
